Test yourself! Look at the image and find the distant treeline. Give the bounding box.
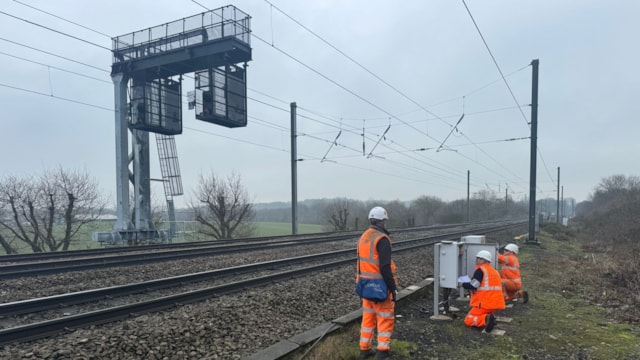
[104,196,576,227]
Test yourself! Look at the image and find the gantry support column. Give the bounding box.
[132,128,153,232]
[112,73,133,231]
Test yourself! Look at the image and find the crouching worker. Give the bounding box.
[461,250,505,333]
[498,243,528,303]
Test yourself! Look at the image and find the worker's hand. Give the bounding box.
[392,290,398,302]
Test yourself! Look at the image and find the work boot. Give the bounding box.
[359,349,375,359]
[516,290,529,304]
[375,350,390,359]
[483,314,496,333]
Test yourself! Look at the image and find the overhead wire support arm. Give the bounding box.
[437,96,465,152]
[321,130,342,163]
[436,113,464,152]
[366,125,391,159]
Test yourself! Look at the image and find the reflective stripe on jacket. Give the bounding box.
[470,263,505,311]
[498,253,521,284]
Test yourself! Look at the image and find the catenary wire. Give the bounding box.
[11,0,555,195]
[137,0,537,193]
[261,0,530,187]
[0,51,111,84]
[0,10,112,51]
[460,0,530,129]
[459,0,557,189]
[0,57,476,192]
[2,0,548,197]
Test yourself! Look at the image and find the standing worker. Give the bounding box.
[498,243,528,303]
[357,206,398,360]
[461,250,505,332]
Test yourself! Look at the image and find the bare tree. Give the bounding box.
[382,200,410,228]
[0,234,16,254]
[410,195,445,226]
[588,175,640,213]
[577,174,640,218]
[596,174,640,193]
[439,199,467,224]
[472,189,499,221]
[0,167,108,252]
[0,205,17,254]
[325,197,352,231]
[190,172,256,240]
[0,177,26,254]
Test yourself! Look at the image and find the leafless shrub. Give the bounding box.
[189,172,256,240]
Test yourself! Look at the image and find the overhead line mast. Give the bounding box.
[527,59,539,244]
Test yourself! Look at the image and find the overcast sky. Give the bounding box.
[1,0,638,209]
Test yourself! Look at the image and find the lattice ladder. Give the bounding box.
[155,134,184,240]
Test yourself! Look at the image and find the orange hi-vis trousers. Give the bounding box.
[360,296,395,351]
[464,307,493,328]
[502,278,522,301]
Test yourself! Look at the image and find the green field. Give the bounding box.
[0,221,327,255]
[253,222,326,236]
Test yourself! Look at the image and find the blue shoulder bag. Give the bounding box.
[355,248,388,302]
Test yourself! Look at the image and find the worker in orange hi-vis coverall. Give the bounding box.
[498,243,528,303]
[461,250,505,333]
[357,206,398,360]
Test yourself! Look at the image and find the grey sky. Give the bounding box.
[1,0,638,209]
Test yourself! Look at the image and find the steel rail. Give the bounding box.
[0,251,352,317]
[0,231,352,263]
[0,234,359,279]
[0,222,524,346]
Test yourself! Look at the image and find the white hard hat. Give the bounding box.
[476,250,493,263]
[505,243,519,254]
[368,206,388,220]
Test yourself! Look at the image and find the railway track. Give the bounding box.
[0,221,525,347]
[0,231,351,264]
[0,233,357,279]
[0,221,504,266]
[0,221,511,279]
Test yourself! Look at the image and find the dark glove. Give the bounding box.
[391,290,398,302]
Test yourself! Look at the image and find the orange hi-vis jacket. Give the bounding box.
[470,263,505,311]
[356,228,397,287]
[498,252,521,284]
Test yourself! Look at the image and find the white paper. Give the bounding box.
[457,275,471,283]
